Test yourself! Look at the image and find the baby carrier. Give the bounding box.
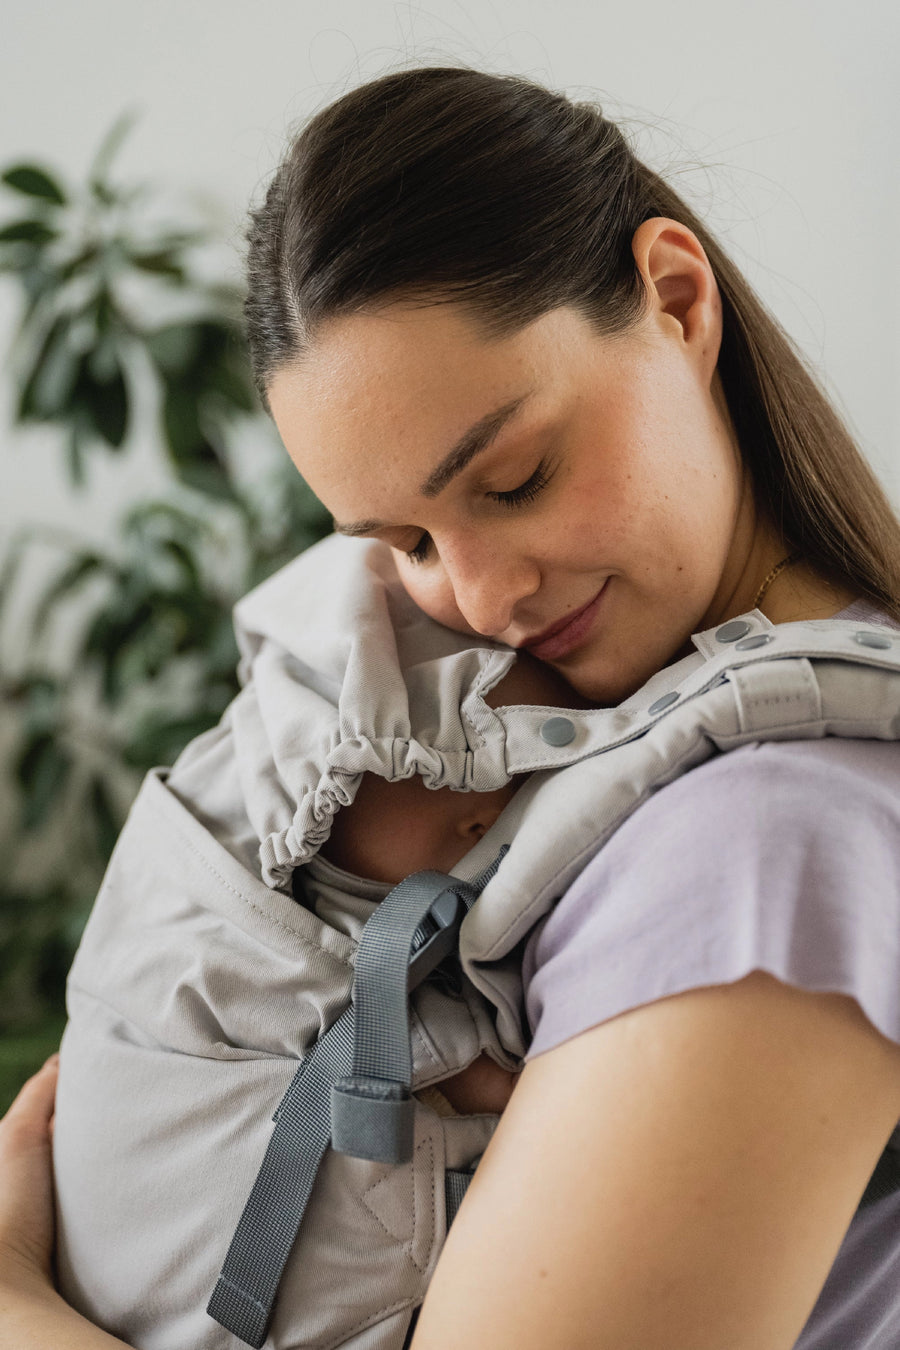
[53,534,900,1350]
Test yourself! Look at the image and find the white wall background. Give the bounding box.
[1,0,898,562]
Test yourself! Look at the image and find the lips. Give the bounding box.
[520,582,608,661]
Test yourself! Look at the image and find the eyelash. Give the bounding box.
[404,460,553,565]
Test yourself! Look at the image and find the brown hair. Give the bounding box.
[245,66,900,619]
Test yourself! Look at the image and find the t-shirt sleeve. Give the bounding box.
[522,736,900,1060]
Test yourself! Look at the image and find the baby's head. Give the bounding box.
[321,652,585,883]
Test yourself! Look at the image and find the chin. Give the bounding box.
[557,643,679,708]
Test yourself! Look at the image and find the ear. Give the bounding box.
[631,218,722,376]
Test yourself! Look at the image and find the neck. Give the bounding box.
[755,560,859,623]
[713,478,858,625]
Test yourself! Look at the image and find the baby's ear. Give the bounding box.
[484,650,593,710]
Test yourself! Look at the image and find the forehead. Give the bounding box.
[267,303,597,498]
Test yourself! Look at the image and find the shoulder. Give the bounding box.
[628,733,900,845]
[523,734,900,1059]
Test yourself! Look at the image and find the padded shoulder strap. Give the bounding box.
[455,615,900,1053]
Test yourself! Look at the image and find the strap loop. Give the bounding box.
[330,1077,413,1163]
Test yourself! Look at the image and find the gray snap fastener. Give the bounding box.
[853,630,892,650]
[715,620,752,643]
[648,691,680,715]
[734,633,774,651]
[539,716,576,747]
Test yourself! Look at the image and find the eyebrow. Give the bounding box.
[332,394,531,537]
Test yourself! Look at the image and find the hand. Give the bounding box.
[0,1055,136,1348]
[0,1055,58,1297]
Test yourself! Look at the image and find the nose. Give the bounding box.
[456,785,518,846]
[438,535,541,640]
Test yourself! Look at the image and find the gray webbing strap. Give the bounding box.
[444,1167,476,1225]
[400,1161,481,1347]
[206,1003,357,1346]
[331,870,481,1163]
[859,1140,900,1209]
[207,855,504,1347]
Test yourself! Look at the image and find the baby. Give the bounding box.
[296,650,587,1114]
[318,648,585,884]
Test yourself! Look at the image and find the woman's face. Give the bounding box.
[268,278,772,704]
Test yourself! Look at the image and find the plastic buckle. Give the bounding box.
[406,886,465,991]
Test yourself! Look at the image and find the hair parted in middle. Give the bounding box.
[245,65,900,620]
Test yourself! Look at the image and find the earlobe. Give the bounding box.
[631,217,721,361]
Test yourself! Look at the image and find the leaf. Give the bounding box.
[21,320,81,421]
[206,359,257,413]
[129,251,187,282]
[204,611,241,676]
[87,110,138,197]
[122,498,207,544]
[17,263,60,322]
[2,165,67,205]
[85,361,128,448]
[16,736,72,831]
[145,324,202,375]
[122,711,220,771]
[89,776,121,860]
[83,595,156,702]
[160,383,233,494]
[21,677,61,736]
[31,553,106,638]
[66,417,87,486]
[0,219,56,245]
[159,538,201,589]
[87,330,121,383]
[89,181,117,207]
[0,530,32,613]
[162,379,205,458]
[174,457,237,501]
[196,321,229,361]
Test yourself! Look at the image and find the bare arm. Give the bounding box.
[0,1284,134,1350]
[0,1059,135,1350]
[411,971,900,1350]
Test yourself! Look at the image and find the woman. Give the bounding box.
[3,65,900,1348]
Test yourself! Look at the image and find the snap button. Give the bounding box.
[734,633,774,651]
[540,716,576,747]
[853,630,892,650]
[715,619,752,643]
[648,691,680,715]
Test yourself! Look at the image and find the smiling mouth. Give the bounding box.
[519,583,609,661]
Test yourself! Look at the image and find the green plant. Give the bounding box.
[0,120,331,1106]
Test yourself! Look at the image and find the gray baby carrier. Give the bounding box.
[53,535,900,1350]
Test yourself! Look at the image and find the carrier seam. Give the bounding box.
[147,782,355,971]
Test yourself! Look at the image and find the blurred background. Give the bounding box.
[1,0,897,1107]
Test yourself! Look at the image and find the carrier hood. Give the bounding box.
[168,532,527,888]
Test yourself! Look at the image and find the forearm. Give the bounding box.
[0,1274,134,1350]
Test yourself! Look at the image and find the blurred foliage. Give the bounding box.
[0,119,331,1106]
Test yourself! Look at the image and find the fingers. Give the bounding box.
[2,1056,59,1147]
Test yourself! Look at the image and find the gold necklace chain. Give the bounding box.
[752,553,801,610]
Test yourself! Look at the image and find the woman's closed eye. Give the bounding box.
[404,459,554,565]
[490,457,553,508]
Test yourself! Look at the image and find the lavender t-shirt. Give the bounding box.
[520,602,900,1349]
